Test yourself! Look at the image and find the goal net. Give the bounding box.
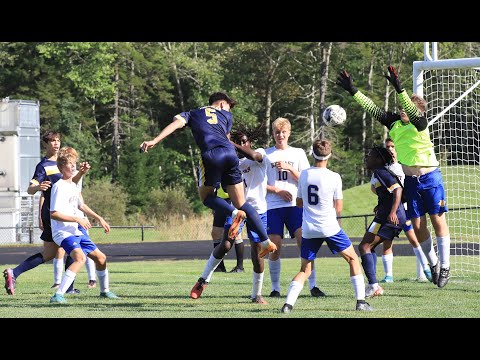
[413,44,480,277]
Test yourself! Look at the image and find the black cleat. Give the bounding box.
[430,262,440,285]
[229,266,245,273]
[310,286,326,297]
[269,290,281,297]
[437,267,450,288]
[356,300,374,311]
[281,303,293,313]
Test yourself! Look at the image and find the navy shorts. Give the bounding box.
[199,146,243,190]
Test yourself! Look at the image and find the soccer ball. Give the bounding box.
[322,104,346,127]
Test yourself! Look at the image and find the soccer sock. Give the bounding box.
[65,255,76,292]
[97,269,110,293]
[268,258,281,292]
[350,274,365,300]
[239,202,268,241]
[382,253,393,277]
[53,257,64,284]
[308,261,317,290]
[213,242,226,271]
[420,236,439,266]
[285,280,303,307]
[436,235,451,268]
[12,253,45,279]
[86,257,96,281]
[56,269,76,295]
[252,271,264,299]
[234,242,244,269]
[360,253,378,284]
[202,254,223,282]
[413,246,429,270]
[203,195,236,218]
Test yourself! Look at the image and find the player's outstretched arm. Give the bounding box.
[336,70,358,96]
[140,117,185,153]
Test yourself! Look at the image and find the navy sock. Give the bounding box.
[65,256,76,292]
[13,253,45,279]
[361,253,378,284]
[239,202,268,241]
[203,195,235,218]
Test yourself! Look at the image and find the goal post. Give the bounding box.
[413,42,480,277]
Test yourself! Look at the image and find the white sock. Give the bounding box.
[350,274,365,300]
[413,246,429,270]
[97,269,110,293]
[53,257,64,284]
[268,258,281,292]
[285,280,303,307]
[382,253,393,277]
[252,271,264,299]
[202,254,223,283]
[436,235,451,268]
[308,261,316,290]
[420,236,439,266]
[56,269,76,295]
[86,257,96,281]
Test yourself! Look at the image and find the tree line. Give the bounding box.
[1,42,479,223]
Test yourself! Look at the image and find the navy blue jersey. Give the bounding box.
[30,157,62,220]
[372,168,405,224]
[176,106,234,153]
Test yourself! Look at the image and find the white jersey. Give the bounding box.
[265,145,310,210]
[370,161,404,187]
[50,179,84,245]
[74,170,85,219]
[238,148,269,214]
[297,167,343,238]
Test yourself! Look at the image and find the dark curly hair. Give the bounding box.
[370,146,393,166]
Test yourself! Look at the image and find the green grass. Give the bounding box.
[1,257,479,318]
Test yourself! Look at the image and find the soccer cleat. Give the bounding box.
[380,275,394,283]
[66,288,81,295]
[258,240,277,258]
[227,210,247,241]
[51,283,60,289]
[430,262,440,285]
[269,290,281,297]
[437,267,450,288]
[190,277,208,299]
[281,303,293,313]
[88,280,97,288]
[229,266,245,273]
[252,296,268,304]
[310,286,326,297]
[365,284,384,298]
[356,300,374,311]
[3,268,15,296]
[423,269,433,282]
[100,291,119,299]
[50,294,67,304]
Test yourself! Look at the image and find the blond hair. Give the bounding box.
[57,147,79,170]
[271,117,291,132]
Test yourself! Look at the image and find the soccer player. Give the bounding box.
[189,129,271,303]
[337,66,451,288]
[49,147,118,303]
[50,148,98,289]
[281,139,372,313]
[371,138,432,283]
[265,117,324,298]
[139,92,277,298]
[3,131,84,296]
[210,186,244,273]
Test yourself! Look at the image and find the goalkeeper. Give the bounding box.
[336,66,451,288]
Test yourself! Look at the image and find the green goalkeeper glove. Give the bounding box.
[336,70,358,96]
[385,65,403,93]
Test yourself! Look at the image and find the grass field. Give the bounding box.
[1,256,479,318]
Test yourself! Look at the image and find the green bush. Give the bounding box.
[83,178,128,225]
[144,186,194,223]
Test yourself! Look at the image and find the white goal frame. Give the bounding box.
[413,42,480,277]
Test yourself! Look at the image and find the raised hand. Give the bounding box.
[336,70,358,96]
[385,65,403,93]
